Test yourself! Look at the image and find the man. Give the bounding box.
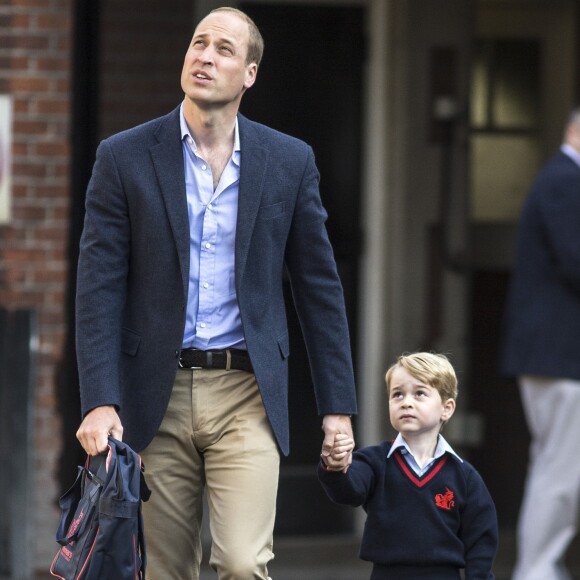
[75,7,357,579]
[501,108,580,580]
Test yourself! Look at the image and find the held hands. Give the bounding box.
[323,433,355,471]
[321,414,355,473]
[76,405,123,456]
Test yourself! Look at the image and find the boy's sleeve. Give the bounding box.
[461,467,499,579]
[317,448,377,507]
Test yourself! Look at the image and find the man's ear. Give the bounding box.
[244,63,258,90]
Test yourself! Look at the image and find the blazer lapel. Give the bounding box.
[236,115,269,279]
[150,107,190,297]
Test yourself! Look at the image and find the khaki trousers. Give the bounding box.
[512,376,580,580]
[140,368,280,580]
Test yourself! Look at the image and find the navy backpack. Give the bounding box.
[50,437,150,579]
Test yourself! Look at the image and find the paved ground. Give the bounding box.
[198,530,580,580]
[31,527,580,579]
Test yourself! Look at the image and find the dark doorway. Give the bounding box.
[239,3,365,535]
[468,269,528,528]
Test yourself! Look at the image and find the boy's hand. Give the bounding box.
[321,415,354,473]
[330,433,355,461]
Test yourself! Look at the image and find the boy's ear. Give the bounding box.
[441,398,456,422]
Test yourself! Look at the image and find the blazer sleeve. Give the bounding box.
[76,139,130,416]
[283,146,357,415]
[536,160,580,292]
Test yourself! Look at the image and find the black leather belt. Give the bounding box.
[179,348,253,373]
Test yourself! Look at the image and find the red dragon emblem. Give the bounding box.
[435,487,455,510]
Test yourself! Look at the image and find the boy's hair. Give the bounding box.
[385,352,458,403]
[210,7,264,66]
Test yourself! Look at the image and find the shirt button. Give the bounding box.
[201,164,207,170]
[208,203,213,210]
[205,242,211,249]
[203,283,209,289]
[200,322,206,328]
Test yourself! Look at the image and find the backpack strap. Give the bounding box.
[55,453,109,546]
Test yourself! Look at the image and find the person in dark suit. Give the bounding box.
[501,107,580,580]
[75,7,357,579]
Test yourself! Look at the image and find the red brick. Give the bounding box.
[55,78,70,92]
[11,161,48,178]
[10,14,31,28]
[33,267,67,284]
[35,141,69,156]
[0,56,14,71]
[12,142,28,156]
[5,34,51,50]
[35,56,69,72]
[10,76,51,93]
[32,225,68,243]
[13,119,51,134]
[14,0,52,8]
[38,13,71,29]
[11,206,47,221]
[33,184,67,197]
[13,99,31,114]
[44,290,66,305]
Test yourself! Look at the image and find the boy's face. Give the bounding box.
[388,366,455,440]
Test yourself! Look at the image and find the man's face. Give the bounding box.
[181,11,257,111]
[567,121,580,153]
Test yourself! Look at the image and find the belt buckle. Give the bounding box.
[178,350,202,370]
[178,360,203,370]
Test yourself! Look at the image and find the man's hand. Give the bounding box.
[76,405,123,456]
[321,414,354,473]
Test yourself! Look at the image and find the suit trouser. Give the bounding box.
[512,376,580,580]
[140,368,280,580]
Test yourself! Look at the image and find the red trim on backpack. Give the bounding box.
[49,551,66,579]
[76,527,100,579]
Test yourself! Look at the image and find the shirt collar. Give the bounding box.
[179,102,241,164]
[561,143,580,168]
[387,432,463,463]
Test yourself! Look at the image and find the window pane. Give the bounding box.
[471,40,490,128]
[492,40,540,129]
[470,134,542,221]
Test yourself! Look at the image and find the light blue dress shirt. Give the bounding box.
[180,104,245,350]
[561,143,580,168]
[387,432,463,477]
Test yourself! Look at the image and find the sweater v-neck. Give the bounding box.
[392,448,448,488]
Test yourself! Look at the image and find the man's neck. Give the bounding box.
[183,98,237,149]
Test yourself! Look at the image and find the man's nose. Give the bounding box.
[199,46,215,63]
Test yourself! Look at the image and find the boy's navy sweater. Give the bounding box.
[318,440,498,579]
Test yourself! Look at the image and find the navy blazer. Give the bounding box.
[501,150,580,380]
[76,106,357,454]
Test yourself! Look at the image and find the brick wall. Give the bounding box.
[0,0,72,569]
[100,0,193,138]
[0,0,194,572]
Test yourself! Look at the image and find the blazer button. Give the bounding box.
[174,349,179,358]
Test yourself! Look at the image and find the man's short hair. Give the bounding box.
[210,7,264,66]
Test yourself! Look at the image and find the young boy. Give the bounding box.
[318,352,498,579]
